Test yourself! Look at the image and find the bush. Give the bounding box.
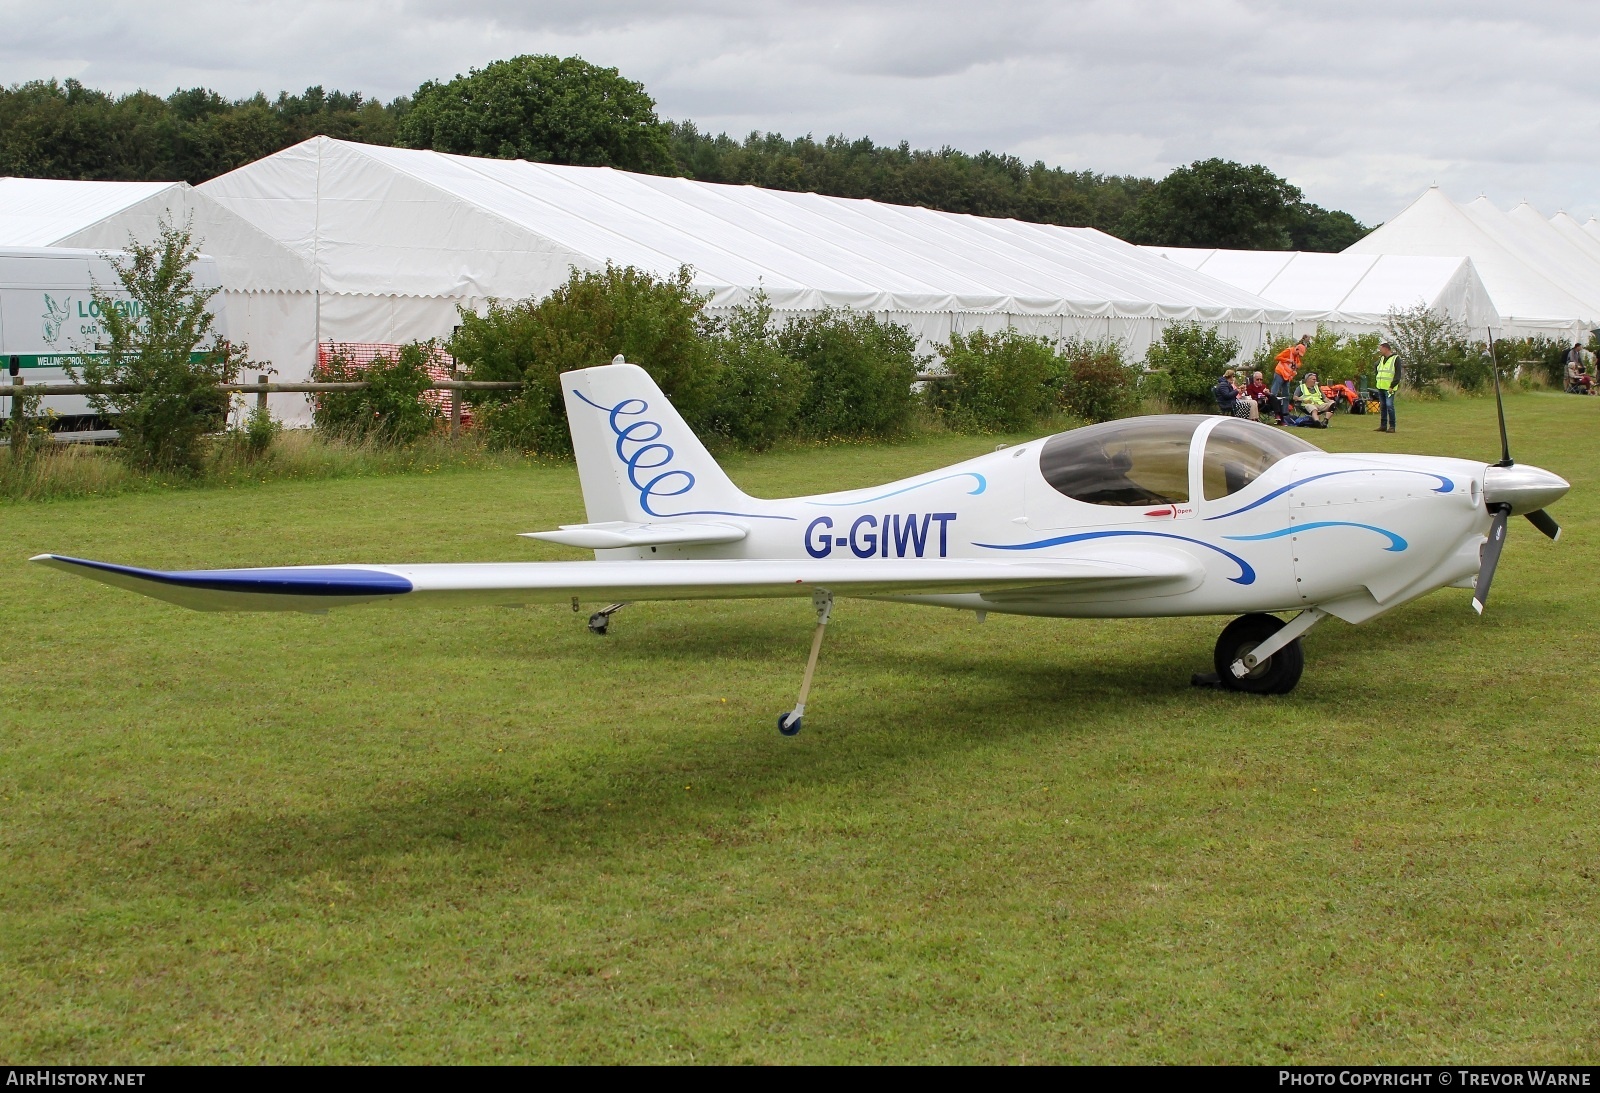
[1059,337,1140,423]
[1384,304,1471,390]
[231,402,280,459]
[701,294,808,449]
[778,308,924,438]
[448,300,568,453]
[1142,322,1240,409]
[1493,336,1570,389]
[1302,327,1382,388]
[311,342,441,444]
[450,264,713,453]
[71,219,249,472]
[929,328,1060,433]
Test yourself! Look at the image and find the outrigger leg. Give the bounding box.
[778,589,834,736]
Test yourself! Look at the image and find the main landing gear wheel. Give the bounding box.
[778,713,802,736]
[1214,613,1304,695]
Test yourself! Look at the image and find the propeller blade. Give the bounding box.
[1487,329,1512,467]
[1525,508,1562,541]
[1472,504,1512,615]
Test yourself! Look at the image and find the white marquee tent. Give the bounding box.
[0,176,317,419]
[1548,210,1600,266]
[1141,247,1499,333]
[200,136,1309,372]
[1344,187,1597,339]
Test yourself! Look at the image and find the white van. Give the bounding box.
[0,246,227,430]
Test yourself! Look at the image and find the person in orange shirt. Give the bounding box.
[1271,335,1310,402]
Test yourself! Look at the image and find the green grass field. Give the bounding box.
[1,394,1595,1063]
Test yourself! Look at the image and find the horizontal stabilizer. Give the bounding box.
[32,550,1200,613]
[520,521,747,549]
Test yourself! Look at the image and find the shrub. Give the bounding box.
[71,218,249,472]
[448,300,568,453]
[1493,335,1569,389]
[701,294,808,449]
[232,402,280,459]
[1059,337,1140,423]
[778,308,924,438]
[311,342,441,444]
[1142,321,1240,410]
[450,264,714,453]
[929,328,1060,433]
[1384,304,1470,390]
[1302,327,1382,388]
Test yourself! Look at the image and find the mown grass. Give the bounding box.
[0,392,1595,1063]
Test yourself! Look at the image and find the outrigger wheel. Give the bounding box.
[1214,613,1305,695]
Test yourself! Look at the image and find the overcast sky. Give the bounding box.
[4,0,1596,225]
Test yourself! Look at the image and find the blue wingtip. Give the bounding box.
[35,554,413,596]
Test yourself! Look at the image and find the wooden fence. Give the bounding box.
[1,373,951,445]
[0,375,525,443]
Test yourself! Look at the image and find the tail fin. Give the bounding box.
[562,362,757,523]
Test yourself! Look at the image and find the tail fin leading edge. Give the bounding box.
[562,363,761,524]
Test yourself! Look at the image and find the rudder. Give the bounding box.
[562,362,756,524]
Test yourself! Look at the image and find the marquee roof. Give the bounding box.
[1141,247,1498,330]
[0,177,313,292]
[200,136,1295,325]
[1345,186,1598,334]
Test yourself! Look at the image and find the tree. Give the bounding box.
[1287,202,1369,251]
[397,55,672,172]
[1120,159,1303,250]
[72,219,250,471]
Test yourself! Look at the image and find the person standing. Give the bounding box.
[1373,341,1401,432]
[1272,335,1310,401]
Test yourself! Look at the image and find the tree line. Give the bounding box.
[0,54,1368,251]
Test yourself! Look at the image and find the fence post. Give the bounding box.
[256,375,268,416]
[450,364,462,439]
[9,373,24,453]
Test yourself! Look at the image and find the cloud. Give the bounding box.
[1,0,1596,222]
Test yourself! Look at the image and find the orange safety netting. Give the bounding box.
[314,341,472,426]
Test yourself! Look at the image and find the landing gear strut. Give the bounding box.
[778,589,833,736]
[1210,609,1326,694]
[587,602,629,635]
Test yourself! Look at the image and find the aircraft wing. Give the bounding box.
[31,549,1203,613]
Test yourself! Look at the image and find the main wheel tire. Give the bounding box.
[1213,613,1304,695]
[778,714,802,736]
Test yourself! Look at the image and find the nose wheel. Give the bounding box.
[1212,610,1323,694]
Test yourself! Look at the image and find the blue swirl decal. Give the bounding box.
[1205,470,1452,521]
[1224,521,1408,552]
[806,472,987,506]
[571,389,792,520]
[973,530,1257,585]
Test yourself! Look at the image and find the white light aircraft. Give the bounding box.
[34,360,1569,734]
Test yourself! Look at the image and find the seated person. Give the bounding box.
[1567,357,1595,394]
[1294,372,1334,425]
[1214,369,1259,420]
[1245,370,1282,422]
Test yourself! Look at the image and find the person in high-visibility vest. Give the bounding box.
[1294,371,1334,425]
[1272,335,1310,401]
[1373,341,1401,432]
